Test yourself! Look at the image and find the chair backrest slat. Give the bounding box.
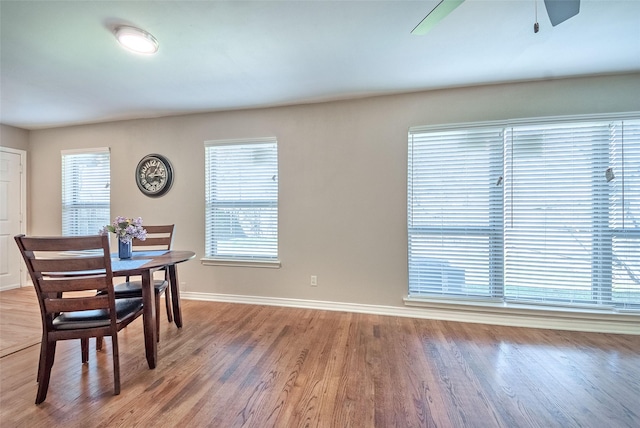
[45,294,110,313]
[132,224,174,250]
[31,256,107,275]
[18,235,107,252]
[39,276,110,294]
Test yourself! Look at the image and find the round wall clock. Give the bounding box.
[135,153,174,197]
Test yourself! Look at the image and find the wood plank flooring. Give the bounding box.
[0,287,639,427]
[0,287,41,357]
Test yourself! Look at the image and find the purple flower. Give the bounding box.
[101,216,147,242]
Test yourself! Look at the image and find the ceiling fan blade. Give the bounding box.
[544,0,580,26]
[411,0,465,35]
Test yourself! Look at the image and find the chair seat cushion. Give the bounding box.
[113,279,168,298]
[52,298,143,330]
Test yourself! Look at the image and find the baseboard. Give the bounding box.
[180,292,640,335]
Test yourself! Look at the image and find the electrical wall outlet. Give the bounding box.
[310,275,318,286]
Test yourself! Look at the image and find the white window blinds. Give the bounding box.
[504,121,616,306]
[61,148,110,236]
[408,117,640,311]
[204,138,278,261]
[609,120,640,309]
[408,127,504,298]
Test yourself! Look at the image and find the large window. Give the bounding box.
[204,138,278,262]
[61,148,110,236]
[408,117,640,311]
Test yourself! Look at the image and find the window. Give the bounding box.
[204,138,278,262]
[408,117,640,311]
[61,148,110,236]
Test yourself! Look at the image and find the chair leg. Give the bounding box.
[164,287,173,323]
[37,333,47,381]
[96,336,103,350]
[111,334,121,395]
[81,338,89,363]
[155,292,161,342]
[36,340,56,404]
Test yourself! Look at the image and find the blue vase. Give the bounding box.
[118,239,132,259]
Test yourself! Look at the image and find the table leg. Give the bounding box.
[141,269,157,369]
[168,265,183,328]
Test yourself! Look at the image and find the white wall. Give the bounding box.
[27,74,640,310]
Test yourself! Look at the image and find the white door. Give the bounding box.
[0,149,25,290]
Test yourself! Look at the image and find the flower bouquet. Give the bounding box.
[101,216,147,259]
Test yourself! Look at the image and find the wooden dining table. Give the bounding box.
[111,250,195,369]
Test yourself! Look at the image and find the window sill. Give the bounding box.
[404,296,639,316]
[404,296,640,335]
[200,258,281,269]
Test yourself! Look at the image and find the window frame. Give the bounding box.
[407,125,505,299]
[61,147,110,237]
[203,137,280,268]
[407,113,640,313]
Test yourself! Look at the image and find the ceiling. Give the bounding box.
[1,0,639,130]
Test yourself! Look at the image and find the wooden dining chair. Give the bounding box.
[14,234,144,404]
[113,225,175,337]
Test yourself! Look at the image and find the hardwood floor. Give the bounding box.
[0,287,41,357]
[1,287,639,427]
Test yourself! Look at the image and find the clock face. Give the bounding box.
[135,154,173,197]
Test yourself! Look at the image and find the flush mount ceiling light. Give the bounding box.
[114,25,159,55]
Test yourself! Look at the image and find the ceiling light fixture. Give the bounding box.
[114,25,159,55]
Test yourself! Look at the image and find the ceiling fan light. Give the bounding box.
[115,25,159,54]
